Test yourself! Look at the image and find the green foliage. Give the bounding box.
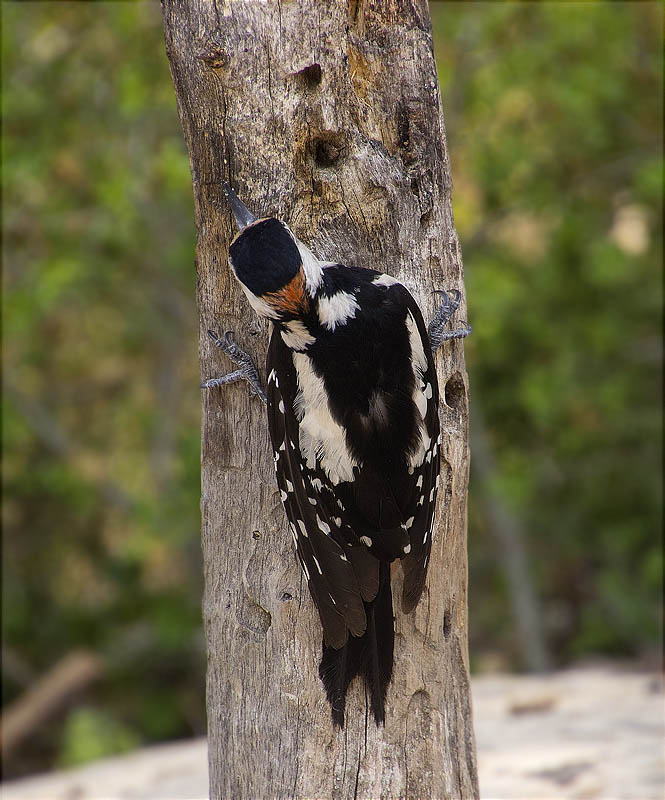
[432,1,662,666]
[2,0,662,778]
[58,707,140,768]
[3,3,202,778]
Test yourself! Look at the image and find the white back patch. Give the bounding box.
[317,290,359,331]
[293,352,358,485]
[373,273,401,288]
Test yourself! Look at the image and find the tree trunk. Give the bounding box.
[162,1,477,797]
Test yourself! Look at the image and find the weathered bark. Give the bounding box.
[162,1,477,797]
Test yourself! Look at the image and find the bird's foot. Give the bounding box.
[428,290,472,352]
[201,330,267,404]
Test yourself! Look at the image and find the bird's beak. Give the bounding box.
[222,181,257,230]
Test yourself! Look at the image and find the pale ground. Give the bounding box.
[2,665,663,800]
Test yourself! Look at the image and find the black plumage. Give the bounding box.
[218,183,442,727]
[265,264,440,727]
[229,217,301,295]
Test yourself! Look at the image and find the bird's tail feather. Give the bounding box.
[319,562,394,728]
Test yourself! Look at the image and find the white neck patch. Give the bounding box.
[242,285,279,319]
[281,319,316,351]
[295,240,324,296]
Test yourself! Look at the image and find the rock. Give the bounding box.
[2,666,663,799]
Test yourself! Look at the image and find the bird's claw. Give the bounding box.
[433,288,461,311]
[201,329,267,404]
[428,289,471,352]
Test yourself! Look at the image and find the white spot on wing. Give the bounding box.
[316,515,331,535]
[403,544,411,554]
[317,290,359,331]
[297,519,308,538]
[360,536,372,547]
[414,388,428,419]
[406,310,433,470]
[405,516,414,529]
[411,432,431,470]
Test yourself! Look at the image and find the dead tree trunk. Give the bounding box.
[162,1,477,797]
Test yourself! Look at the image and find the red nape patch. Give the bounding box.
[263,268,309,314]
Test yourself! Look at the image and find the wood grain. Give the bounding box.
[162,0,478,796]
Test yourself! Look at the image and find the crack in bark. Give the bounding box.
[403,694,411,797]
[212,0,223,31]
[348,181,372,240]
[352,739,362,800]
[336,177,357,235]
[265,38,276,121]
[277,0,283,49]
[291,693,302,799]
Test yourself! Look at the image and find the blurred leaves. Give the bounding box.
[1,0,662,778]
[58,707,140,768]
[433,1,662,667]
[3,2,202,778]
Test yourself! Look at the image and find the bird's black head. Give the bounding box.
[229,217,307,315]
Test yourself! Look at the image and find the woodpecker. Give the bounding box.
[204,182,470,728]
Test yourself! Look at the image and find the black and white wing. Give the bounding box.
[266,331,379,650]
[266,283,440,641]
[398,292,441,613]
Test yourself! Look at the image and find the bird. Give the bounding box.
[203,181,470,728]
